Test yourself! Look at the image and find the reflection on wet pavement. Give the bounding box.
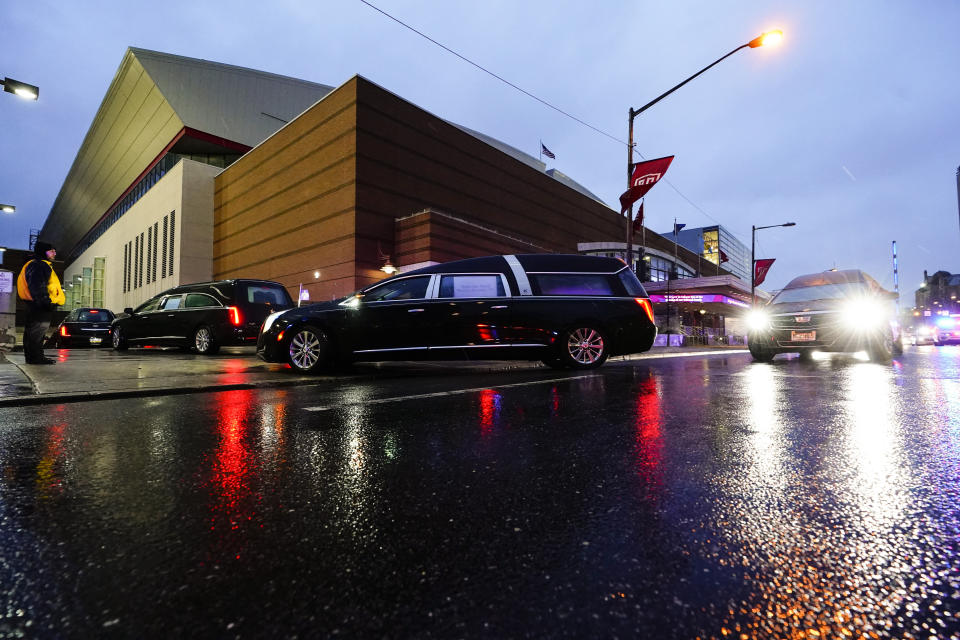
[1,351,959,637]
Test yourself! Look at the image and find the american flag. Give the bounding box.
[540,143,555,159]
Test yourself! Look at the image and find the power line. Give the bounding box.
[357,0,730,235]
[358,0,623,145]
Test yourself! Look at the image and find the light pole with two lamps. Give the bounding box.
[751,221,795,306]
[625,29,783,267]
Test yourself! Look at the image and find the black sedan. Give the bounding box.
[746,269,902,362]
[49,308,115,348]
[257,254,658,373]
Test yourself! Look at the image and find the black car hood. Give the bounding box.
[283,300,343,318]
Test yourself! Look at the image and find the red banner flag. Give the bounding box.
[754,258,776,287]
[632,201,644,233]
[719,249,729,263]
[620,155,674,214]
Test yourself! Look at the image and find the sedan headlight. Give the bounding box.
[261,309,291,335]
[840,298,884,330]
[746,309,771,331]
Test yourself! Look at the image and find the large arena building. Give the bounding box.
[37,48,749,340]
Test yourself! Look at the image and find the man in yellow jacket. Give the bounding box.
[17,241,65,364]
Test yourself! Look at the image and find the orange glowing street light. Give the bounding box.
[748,30,784,48]
[625,29,784,267]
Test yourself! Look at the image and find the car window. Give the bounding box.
[161,295,184,310]
[242,283,293,306]
[66,310,79,321]
[78,309,113,322]
[185,293,220,308]
[363,276,431,302]
[617,269,647,297]
[438,275,505,298]
[529,273,618,296]
[135,297,164,313]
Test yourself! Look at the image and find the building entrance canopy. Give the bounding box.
[642,274,769,316]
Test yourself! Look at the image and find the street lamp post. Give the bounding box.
[1,77,39,101]
[626,29,782,267]
[751,221,796,306]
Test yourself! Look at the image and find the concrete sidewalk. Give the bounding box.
[0,344,748,406]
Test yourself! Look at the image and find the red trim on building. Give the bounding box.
[72,128,252,257]
[182,127,251,154]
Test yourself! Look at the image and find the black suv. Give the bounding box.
[112,279,294,354]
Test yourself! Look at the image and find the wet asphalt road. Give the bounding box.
[1,348,960,639]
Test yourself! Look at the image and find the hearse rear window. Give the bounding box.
[530,274,619,296]
[439,275,506,298]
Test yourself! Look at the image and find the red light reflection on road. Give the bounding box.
[478,388,502,436]
[206,390,261,561]
[217,357,251,386]
[632,373,663,491]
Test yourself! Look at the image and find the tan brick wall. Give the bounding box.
[215,75,716,304]
[214,79,360,302]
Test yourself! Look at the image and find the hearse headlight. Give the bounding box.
[262,309,291,334]
[339,294,362,308]
[746,309,771,331]
[841,298,884,330]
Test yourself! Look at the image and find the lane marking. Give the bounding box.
[303,374,599,412]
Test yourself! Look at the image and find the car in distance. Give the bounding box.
[746,269,902,363]
[257,254,658,373]
[112,279,294,354]
[933,315,960,345]
[910,324,936,346]
[49,307,115,348]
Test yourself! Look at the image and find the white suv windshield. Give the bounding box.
[773,283,868,303]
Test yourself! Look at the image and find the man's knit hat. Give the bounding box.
[33,241,55,258]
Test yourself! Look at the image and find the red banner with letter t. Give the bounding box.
[754,258,776,287]
[620,155,674,214]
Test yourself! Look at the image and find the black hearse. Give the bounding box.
[257,254,658,373]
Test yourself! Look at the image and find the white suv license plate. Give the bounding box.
[791,331,816,342]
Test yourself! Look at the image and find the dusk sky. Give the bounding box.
[1,1,957,293]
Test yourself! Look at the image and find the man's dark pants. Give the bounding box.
[23,303,52,363]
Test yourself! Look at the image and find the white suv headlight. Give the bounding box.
[746,309,771,331]
[841,298,884,330]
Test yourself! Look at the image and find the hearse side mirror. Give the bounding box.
[124,307,134,315]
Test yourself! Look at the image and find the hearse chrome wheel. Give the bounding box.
[561,326,608,369]
[288,325,329,373]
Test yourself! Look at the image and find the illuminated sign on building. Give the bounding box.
[648,293,749,308]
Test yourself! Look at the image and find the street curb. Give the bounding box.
[0,348,749,407]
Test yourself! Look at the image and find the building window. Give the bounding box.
[168,210,175,277]
[139,232,144,288]
[161,215,168,278]
[123,244,128,293]
[146,226,152,285]
[134,235,140,290]
[152,221,159,283]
